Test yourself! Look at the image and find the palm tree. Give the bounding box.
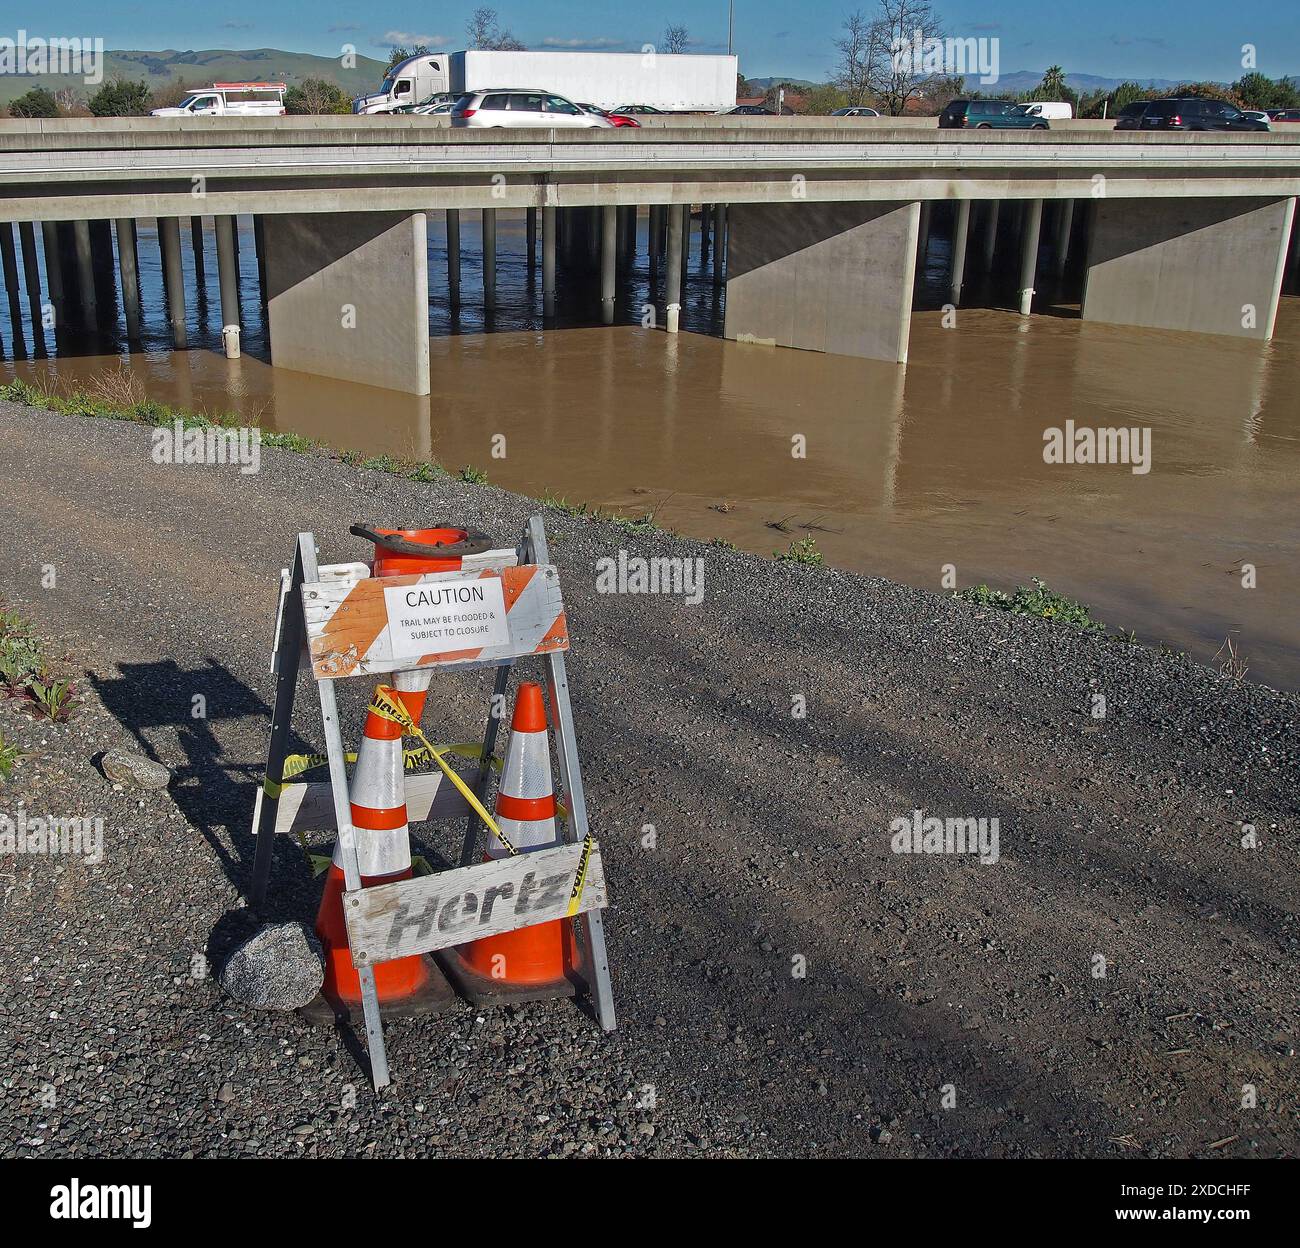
[1042,65,1067,97]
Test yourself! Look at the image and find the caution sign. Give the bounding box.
[382,576,510,660]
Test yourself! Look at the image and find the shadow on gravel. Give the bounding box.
[89,657,318,900]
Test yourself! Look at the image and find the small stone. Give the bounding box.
[217,1083,234,1103]
[219,922,324,1011]
[637,1122,656,1137]
[101,747,171,791]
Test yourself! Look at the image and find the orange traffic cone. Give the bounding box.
[308,667,456,1020]
[441,683,580,1005]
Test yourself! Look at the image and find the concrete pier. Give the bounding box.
[40,222,63,321]
[446,208,461,306]
[713,204,727,286]
[649,204,663,270]
[982,201,1000,270]
[1018,199,1043,315]
[18,222,43,344]
[950,200,971,306]
[263,210,430,395]
[665,204,684,333]
[73,220,96,327]
[482,208,496,311]
[114,218,142,340]
[190,217,206,290]
[1,224,24,350]
[215,215,240,330]
[1052,200,1075,280]
[601,204,616,325]
[253,215,268,308]
[526,206,537,269]
[542,205,556,317]
[724,201,921,363]
[1082,196,1297,340]
[159,216,187,347]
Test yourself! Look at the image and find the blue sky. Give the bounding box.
[24,2,1300,82]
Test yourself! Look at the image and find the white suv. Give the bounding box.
[450,90,613,129]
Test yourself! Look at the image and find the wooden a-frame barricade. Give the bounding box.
[247,515,615,1090]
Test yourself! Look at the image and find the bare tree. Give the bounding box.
[867,0,946,116]
[663,24,690,54]
[467,7,526,51]
[834,11,876,106]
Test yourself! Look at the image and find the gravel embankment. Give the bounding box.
[0,398,1295,1158]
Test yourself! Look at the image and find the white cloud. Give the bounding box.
[379,31,451,48]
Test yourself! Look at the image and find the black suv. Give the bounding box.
[1115,98,1269,131]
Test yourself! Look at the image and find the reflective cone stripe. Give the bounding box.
[459,683,577,987]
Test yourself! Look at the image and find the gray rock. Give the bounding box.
[219,922,324,1011]
[101,747,170,791]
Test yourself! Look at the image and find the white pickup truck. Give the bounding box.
[150,82,286,117]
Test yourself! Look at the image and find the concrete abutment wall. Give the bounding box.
[723,201,920,363]
[1082,196,1297,340]
[263,210,430,396]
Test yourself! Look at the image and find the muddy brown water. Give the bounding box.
[3,215,1298,689]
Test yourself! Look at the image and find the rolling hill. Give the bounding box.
[0,47,388,107]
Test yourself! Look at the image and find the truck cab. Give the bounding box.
[353,55,451,115]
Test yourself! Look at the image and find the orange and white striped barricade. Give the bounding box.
[247,515,615,1090]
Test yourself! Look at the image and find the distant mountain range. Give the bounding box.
[0,47,387,106]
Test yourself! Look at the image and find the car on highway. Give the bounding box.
[939,99,1049,129]
[717,104,775,116]
[450,89,614,128]
[1267,108,1300,123]
[1117,98,1269,131]
[576,103,641,127]
[830,106,881,117]
[612,104,666,115]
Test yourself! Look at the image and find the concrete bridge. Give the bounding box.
[1,118,1297,394]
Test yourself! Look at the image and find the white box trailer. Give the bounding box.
[353,50,737,115]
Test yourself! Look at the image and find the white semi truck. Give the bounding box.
[353,50,738,115]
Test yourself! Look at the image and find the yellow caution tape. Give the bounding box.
[369,685,519,857]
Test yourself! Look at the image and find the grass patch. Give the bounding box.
[0,608,80,721]
[458,465,489,484]
[0,729,21,783]
[775,536,823,566]
[958,577,1103,634]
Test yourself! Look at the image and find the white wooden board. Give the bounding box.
[343,840,606,965]
[273,771,470,837]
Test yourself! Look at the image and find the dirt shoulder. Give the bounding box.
[0,398,1295,1158]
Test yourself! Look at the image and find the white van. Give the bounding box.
[151,83,287,117]
[1013,101,1073,121]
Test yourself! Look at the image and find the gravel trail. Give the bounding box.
[0,399,1295,1158]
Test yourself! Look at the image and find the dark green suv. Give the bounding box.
[939,99,1050,129]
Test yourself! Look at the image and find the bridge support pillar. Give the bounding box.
[1051,200,1075,280]
[950,200,971,306]
[446,209,461,306]
[649,205,662,271]
[40,223,64,322]
[115,219,142,341]
[483,208,497,311]
[982,200,1000,270]
[526,207,537,269]
[159,217,187,348]
[216,215,240,330]
[1018,199,1043,316]
[665,203,684,333]
[73,220,97,329]
[1081,196,1296,340]
[264,210,430,396]
[542,206,556,317]
[601,205,617,325]
[713,204,727,286]
[1,225,25,354]
[723,200,920,363]
[190,217,206,292]
[18,222,45,349]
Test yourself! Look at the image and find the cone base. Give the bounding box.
[297,955,461,1026]
[438,947,582,1008]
